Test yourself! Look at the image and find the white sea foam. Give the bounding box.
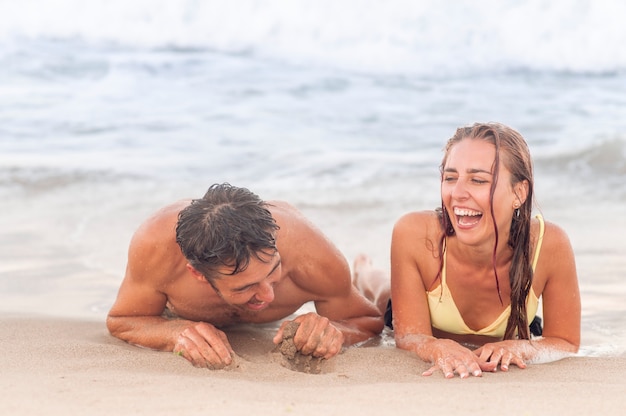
[526,341,576,365]
[1,0,626,76]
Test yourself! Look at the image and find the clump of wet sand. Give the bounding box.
[275,321,324,374]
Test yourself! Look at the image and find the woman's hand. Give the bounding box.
[473,340,529,372]
[421,338,498,378]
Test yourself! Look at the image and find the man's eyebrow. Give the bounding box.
[267,258,281,277]
[232,258,281,292]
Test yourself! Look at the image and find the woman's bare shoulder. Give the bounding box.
[533,216,573,248]
[532,216,576,288]
[394,210,441,235]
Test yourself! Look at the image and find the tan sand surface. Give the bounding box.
[1,314,624,415]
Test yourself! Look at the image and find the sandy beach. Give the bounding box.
[2,314,624,416]
[2,2,626,415]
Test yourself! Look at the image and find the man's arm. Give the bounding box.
[271,202,384,357]
[106,263,188,352]
[314,285,385,345]
[272,276,384,359]
[106,207,234,369]
[107,274,235,369]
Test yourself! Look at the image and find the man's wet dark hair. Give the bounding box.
[176,183,279,282]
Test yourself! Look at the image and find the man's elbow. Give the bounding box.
[372,316,385,336]
[359,315,384,339]
[105,314,125,340]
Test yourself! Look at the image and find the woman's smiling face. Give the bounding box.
[441,138,519,245]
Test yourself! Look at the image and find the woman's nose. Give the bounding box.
[451,178,469,199]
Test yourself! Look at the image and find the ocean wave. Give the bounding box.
[535,136,626,177]
[2,0,626,76]
[0,166,145,194]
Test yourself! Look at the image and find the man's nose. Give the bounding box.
[256,280,275,303]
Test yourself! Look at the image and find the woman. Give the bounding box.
[360,122,580,379]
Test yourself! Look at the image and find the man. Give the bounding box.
[107,183,383,369]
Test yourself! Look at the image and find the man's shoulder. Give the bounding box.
[135,199,190,235]
[266,200,299,217]
[268,201,350,295]
[124,201,190,287]
[128,199,190,260]
[267,200,316,235]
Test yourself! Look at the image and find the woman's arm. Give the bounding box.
[474,221,581,369]
[391,212,498,378]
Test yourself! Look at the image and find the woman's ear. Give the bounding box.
[514,179,530,206]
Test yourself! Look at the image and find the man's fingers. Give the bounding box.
[288,313,343,358]
[175,324,233,368]
[292,314,318,349]
[321,333,343,359]
[197,326,233,365]
[272,321,288,345]
[174,335,213,368]
[176,332,223,368]
[293,314,328,354]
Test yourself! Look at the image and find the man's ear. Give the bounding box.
[514,179,529,206]
[186,264,208,283]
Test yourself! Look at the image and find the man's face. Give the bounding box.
[211,252,282,312]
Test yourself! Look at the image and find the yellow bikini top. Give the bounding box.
[426,215,545,338]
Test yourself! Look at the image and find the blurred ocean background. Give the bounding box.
[1,0,625,356]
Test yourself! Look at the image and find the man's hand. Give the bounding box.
[273,312,345,359]
[173,322,235,369]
